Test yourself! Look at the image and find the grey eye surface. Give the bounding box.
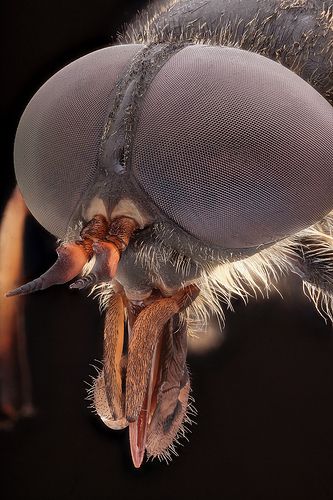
[131,45,333,249]
[14,42,333,250]
[13,44,141,238]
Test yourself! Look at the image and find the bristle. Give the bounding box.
[85,362,103,412]
[303,281,333,324]
[91,282,116,312]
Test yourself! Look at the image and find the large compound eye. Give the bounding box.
[131,45,333,249]
[14,45,141,239]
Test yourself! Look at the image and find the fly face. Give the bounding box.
[8,38,333,466]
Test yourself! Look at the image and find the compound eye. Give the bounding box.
[131,46,333,249]
[14,45,141,239]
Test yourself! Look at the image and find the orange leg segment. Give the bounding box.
[0,187,34,424]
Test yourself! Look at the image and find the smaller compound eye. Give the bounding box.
[14,45,142,239]
[131,45,333,249]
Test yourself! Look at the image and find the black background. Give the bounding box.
[1,1,333,499]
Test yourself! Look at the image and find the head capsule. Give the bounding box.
[14,43,333,260]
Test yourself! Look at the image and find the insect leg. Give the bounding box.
[0,187,34,423]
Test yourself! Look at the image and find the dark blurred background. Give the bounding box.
[1,1,333,499]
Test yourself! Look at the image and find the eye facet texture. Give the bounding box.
[14,45,141,238]
[14,43,333,249]
[131,45,333,249]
